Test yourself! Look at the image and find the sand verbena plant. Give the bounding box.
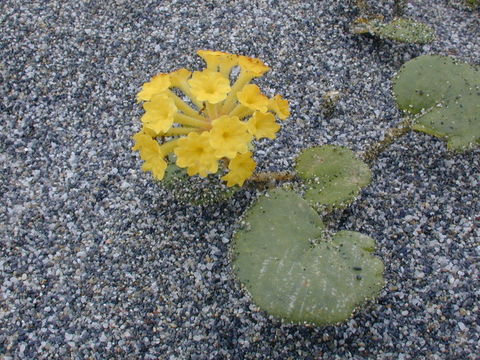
[133,50,290,187]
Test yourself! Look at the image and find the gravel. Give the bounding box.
[1,0,479,359]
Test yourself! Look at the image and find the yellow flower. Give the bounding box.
[137,73,171,102]
[268,94,290,120]
[132,131,154,151]
[221,151,256,187]
[247,112,280,139]
[168,68,203,109]
[141,94,177,135]
[134,50,288,187]
[132,133,168,180]
[237,84,269,112]
[197,50,238,77]
[142,157,168,180]
[238,56,270,77]
[137,136,161,161]
[174,132,218,177]
[169,68,192,88]
[188,70,231,104]
[209,116,252,159]
[221,55,270,113]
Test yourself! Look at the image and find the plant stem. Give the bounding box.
[221,72,253,114]
[249,171,296,183]
[248,119,412,187]
[393,0,408,17]
[355,0,372,15]
[163,127,200,136]
[174,113,210,129]
[361,118,412,165]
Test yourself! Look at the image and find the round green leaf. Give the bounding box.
[393,55,480,151]
[232,189,385,325]
[295,145,372,208]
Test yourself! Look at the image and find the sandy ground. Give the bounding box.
[1,0,479,359]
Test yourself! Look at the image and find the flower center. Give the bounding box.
[204,84,216,94]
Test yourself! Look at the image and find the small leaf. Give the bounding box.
[163,163,189,187]
[373,18,436,44]
[351,17,435,44]
[295,145,372,209]
[393,55,480,151]
[163,163,239,205]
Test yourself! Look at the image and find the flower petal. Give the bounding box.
[247,112,280,139]
[197,50,238,76]
[188,70,231,104]
[238,56,270,77]
[209,116,252,159]
[221,151,256,187]
[137,73,171,102]
[237,84,269,112]
[268,94,290,120]
[141,94,177,135]
[174,132,218,177]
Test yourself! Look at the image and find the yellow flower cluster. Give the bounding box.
[133,50,290,187]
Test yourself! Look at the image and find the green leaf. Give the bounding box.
[393,55,480,151]
[351,17,436,44]
[232,189,384,325]
[162,163,239,205]
[295,145,372,209]
[373,18,436,44]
